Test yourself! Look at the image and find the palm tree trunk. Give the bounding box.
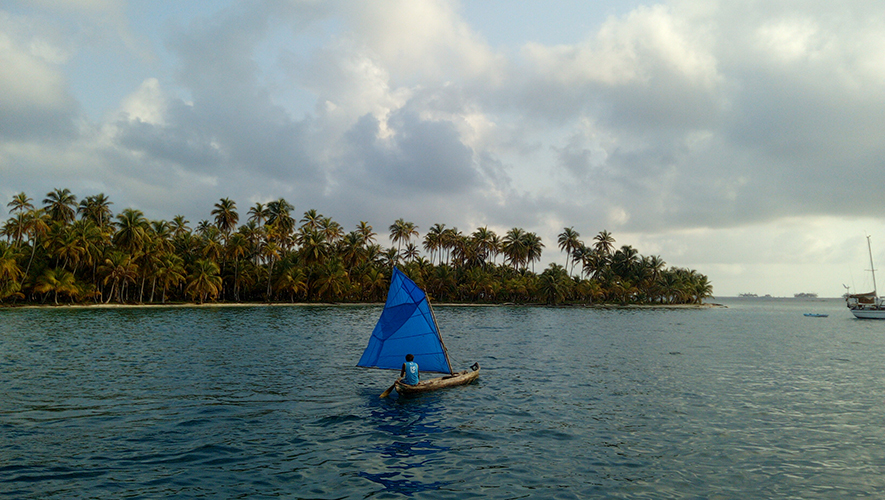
[266,259,275,300]
[25,240,37,277]
[105,280,116,304]
[234,264,239,301]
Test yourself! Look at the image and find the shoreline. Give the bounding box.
[0,301,724,310]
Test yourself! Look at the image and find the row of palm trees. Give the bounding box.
[0,189,713,306]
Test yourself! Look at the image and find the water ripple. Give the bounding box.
[2,301,885,498]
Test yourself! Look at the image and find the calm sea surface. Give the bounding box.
[2,298,885,498]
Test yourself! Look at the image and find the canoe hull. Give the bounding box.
[395,365,480,396]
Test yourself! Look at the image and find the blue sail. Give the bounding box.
[357,267,453,374]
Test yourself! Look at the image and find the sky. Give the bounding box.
[2,0,885,298]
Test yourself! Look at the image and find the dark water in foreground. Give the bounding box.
[2,298,885,498]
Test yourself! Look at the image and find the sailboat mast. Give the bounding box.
[426,294,454,375]
[868,235,878,296]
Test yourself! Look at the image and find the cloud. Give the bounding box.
[341,107,478,195]
[342,0,507,83]
[0,12,77,140]
[6,0,885,296]
[518,4,724,128]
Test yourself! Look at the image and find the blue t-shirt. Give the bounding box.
[403,361,419,385]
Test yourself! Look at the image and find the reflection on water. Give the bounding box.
[361,397,454,495]
[2,300,885,498]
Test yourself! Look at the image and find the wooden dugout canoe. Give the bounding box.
[395,364,480,396]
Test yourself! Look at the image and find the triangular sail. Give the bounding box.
[357,267,453,374]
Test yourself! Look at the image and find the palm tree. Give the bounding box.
[471,226,497,268]
[78,193,113,227]
[424,223,446,265]
[99,251,138,303]
[403,242,420,262]
[155,254,185,303]
[195,220,212,235]
[611,245,639,281]
[113,208,149,256]
[297,227,328,266]
[200,226,224,264]
[593,230,615,257]
[340,232,364,270]
[4,193,34,247]
[557,227,581,275]
[0,242,23,300]
[3,212,29,247]
[319,217,344,245]
[315,260,350,301]
[525,232,544,273]
[489,233,502,266]
[502,228,528,270]
[356,221,376,247]
[538,264,570,305]
[260,239,281,299]
[389,219,418,256]
[23,209,49,277]
[50,223,87,272]
[170,215,191,237]
[440,227,460,265]
[300,209,322,231]
[186,259,222,303]
[275,265,308,302]
[34,267,79,304]
[248,203,268,225]
[381,247,399,269]
[267,198,295,237]
[7,192,34,214]
[226,233,250,300]
[43,188,77,225]
[363,268,388,301]
[211,197,239,235]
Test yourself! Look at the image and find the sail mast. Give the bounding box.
[426,293,454,375]
[868,235,878,296]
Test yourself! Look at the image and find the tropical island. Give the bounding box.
[0,189,713,307]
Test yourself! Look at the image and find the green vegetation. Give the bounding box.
[0,190,713,306]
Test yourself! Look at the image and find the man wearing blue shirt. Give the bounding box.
[401,354,419,385]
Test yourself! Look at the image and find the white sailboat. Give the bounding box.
[846,235,885,319]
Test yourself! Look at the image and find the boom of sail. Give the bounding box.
[357,267,453,374]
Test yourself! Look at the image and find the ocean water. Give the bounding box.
[2,298,885,498]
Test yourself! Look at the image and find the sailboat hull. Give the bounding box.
[849,308,885,319]
[395,365,480,396]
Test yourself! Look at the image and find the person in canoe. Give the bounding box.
[400,354,419,385]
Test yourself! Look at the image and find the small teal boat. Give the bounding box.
[804,313,828,318]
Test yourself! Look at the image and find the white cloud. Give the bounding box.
[116,78,169,125]
[755,17,826,63]
[343,0,507,83]
[524,4,719,89]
